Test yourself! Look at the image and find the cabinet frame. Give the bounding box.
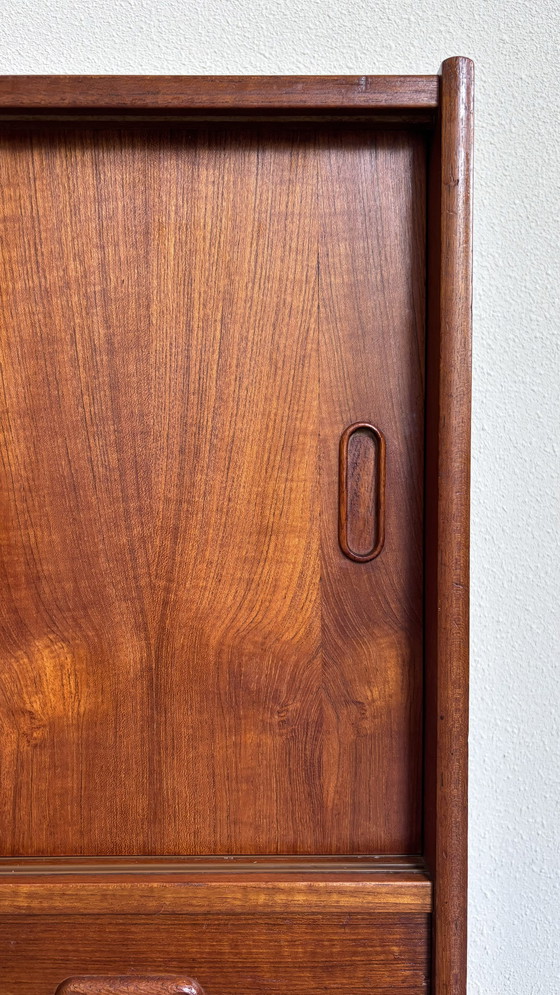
[0,57,473,995]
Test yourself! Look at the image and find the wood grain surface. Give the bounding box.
[0,123,426,856]
[0,913,430,994]
[0,866,432,915]
[424,56,473,995]
[56,978,204,995]
[0,75,439,113]
[0,854,426,868]
[339,422,386,561]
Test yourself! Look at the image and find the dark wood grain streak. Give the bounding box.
[424,56,473,995]
[56,979,204,995]
[0,913,431,994]
[0,75,439,114]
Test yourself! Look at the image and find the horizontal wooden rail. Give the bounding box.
[0,75,439,113]
[0,868,432,915]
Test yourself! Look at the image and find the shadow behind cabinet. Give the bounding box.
[0,58,473,995]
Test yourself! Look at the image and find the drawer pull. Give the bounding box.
[55,978,205,995]
[339,422,386,562]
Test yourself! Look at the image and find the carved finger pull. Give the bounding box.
[55,978,205,995]
[339,422,386,562]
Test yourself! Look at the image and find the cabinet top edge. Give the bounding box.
[0,74,440,113]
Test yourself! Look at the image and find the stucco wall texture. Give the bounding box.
[1,2,558,993]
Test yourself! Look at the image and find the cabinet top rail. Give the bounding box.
[0,74,440,113]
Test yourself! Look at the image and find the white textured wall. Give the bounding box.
[1,3,558,993]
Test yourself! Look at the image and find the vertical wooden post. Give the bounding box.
[424,55,474,995]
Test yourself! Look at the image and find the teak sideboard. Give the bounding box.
[0,58,473,995]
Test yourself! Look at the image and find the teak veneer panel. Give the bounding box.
[0,913,431,994]
[0,124,425,856]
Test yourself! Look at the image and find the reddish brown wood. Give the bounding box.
[0,865,432,915]
[0,123,425,857]
[424,56,473,995]
[339,423,386,562]
[0,913,431,994]
[0,75,438,114]
[317,127,426,853]
[56,979,204,995]
[0,854,425,869]
[0,63,472,994]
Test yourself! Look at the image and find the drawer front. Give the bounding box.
[0,913,430,995]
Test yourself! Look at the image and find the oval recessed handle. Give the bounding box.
[339,422,386,562]
[55,978,205,995]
